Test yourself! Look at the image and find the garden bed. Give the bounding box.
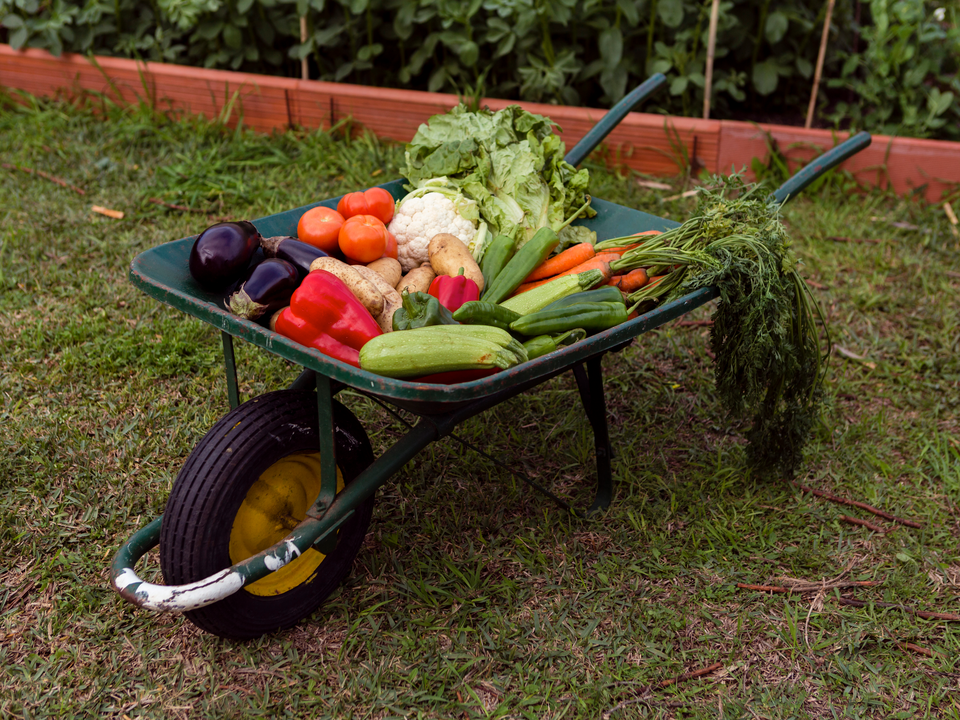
[2,45,959,202]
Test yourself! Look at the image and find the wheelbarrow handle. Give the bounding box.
[563,74,667,168]
[773,131,872,206]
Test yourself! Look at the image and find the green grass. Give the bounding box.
[1,88,959,719]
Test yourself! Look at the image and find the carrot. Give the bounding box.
[612,267,649,292]
[513,253,622,295]
[606,242,644,256]
[594,229,663,252]
[522,243,595,283]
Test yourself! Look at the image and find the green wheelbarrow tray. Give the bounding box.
[110,80,871,621]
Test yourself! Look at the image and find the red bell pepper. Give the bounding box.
[273,269,381,367]
[428,268,480,313]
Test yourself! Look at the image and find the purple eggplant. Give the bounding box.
[260,235,328,280]
[226,258,300,320]
[189,221,262,290]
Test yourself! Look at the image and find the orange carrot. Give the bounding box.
[513,253,622,295]
[606,242,644,256]
[595,229,664,252]
[614,267,649,292]
[523,243,595,283]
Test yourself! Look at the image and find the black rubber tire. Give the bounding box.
[159,390,375,640]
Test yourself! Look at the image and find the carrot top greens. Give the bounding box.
[621,175,829,477]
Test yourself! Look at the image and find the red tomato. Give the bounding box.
[336,187,395,225]
[336,192,367,220]
[339,215,387,263]
[382,231,398,260]
[362,187,395,224]
[297,206,344,253]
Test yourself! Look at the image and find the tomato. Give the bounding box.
[338,215,387,263]
[297,206,344,253]
[336,187,395,225]
[382,231,398,260]
[336,193,367,220]
[362,187,395,224]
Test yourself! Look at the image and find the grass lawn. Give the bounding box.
[1,89,959,719]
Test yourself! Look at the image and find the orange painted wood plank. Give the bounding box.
[718,120,960,202]
[3,45,958,199]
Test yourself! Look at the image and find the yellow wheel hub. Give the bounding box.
[229,452,343,596]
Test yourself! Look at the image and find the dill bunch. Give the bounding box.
[625,174,830,478]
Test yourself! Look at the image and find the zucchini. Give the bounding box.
[359,325,527,378]
[499,269,604,316]
[411,323,528,362]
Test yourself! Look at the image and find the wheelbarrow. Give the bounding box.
[111,76,872,639]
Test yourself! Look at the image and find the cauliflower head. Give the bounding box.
[388,191,477,272]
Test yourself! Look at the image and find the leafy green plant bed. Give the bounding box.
[1,0,958,140]
[2,88,959,718]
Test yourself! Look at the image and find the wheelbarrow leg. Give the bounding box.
[312,374,340,527]
[221,331,240,409]
[572,354,614,515]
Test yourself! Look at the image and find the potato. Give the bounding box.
[428,233,484,292]
[365,257,402,288]
[309,256,383,317]
[355,265,403,333]
[395,262,436,295]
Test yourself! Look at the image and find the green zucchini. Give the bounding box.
[359,330,519,378]
[412,323,528,363]
[499,269,604,316]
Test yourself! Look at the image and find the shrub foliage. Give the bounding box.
[1,0,957,139]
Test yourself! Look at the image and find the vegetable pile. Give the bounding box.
[184,105,829,477]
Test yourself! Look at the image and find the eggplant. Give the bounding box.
[226,258,300,320]
[189,221,262,290]
[261,235,328,280]
[223,247,266,297]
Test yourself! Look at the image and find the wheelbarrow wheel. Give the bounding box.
[159,389,375,640]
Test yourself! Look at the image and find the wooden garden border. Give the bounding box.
[2,45,958,202]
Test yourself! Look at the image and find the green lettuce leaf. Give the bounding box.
[403,104,596,248]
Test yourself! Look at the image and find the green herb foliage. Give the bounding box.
[621,176,829,477]
[687,180,828,478]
